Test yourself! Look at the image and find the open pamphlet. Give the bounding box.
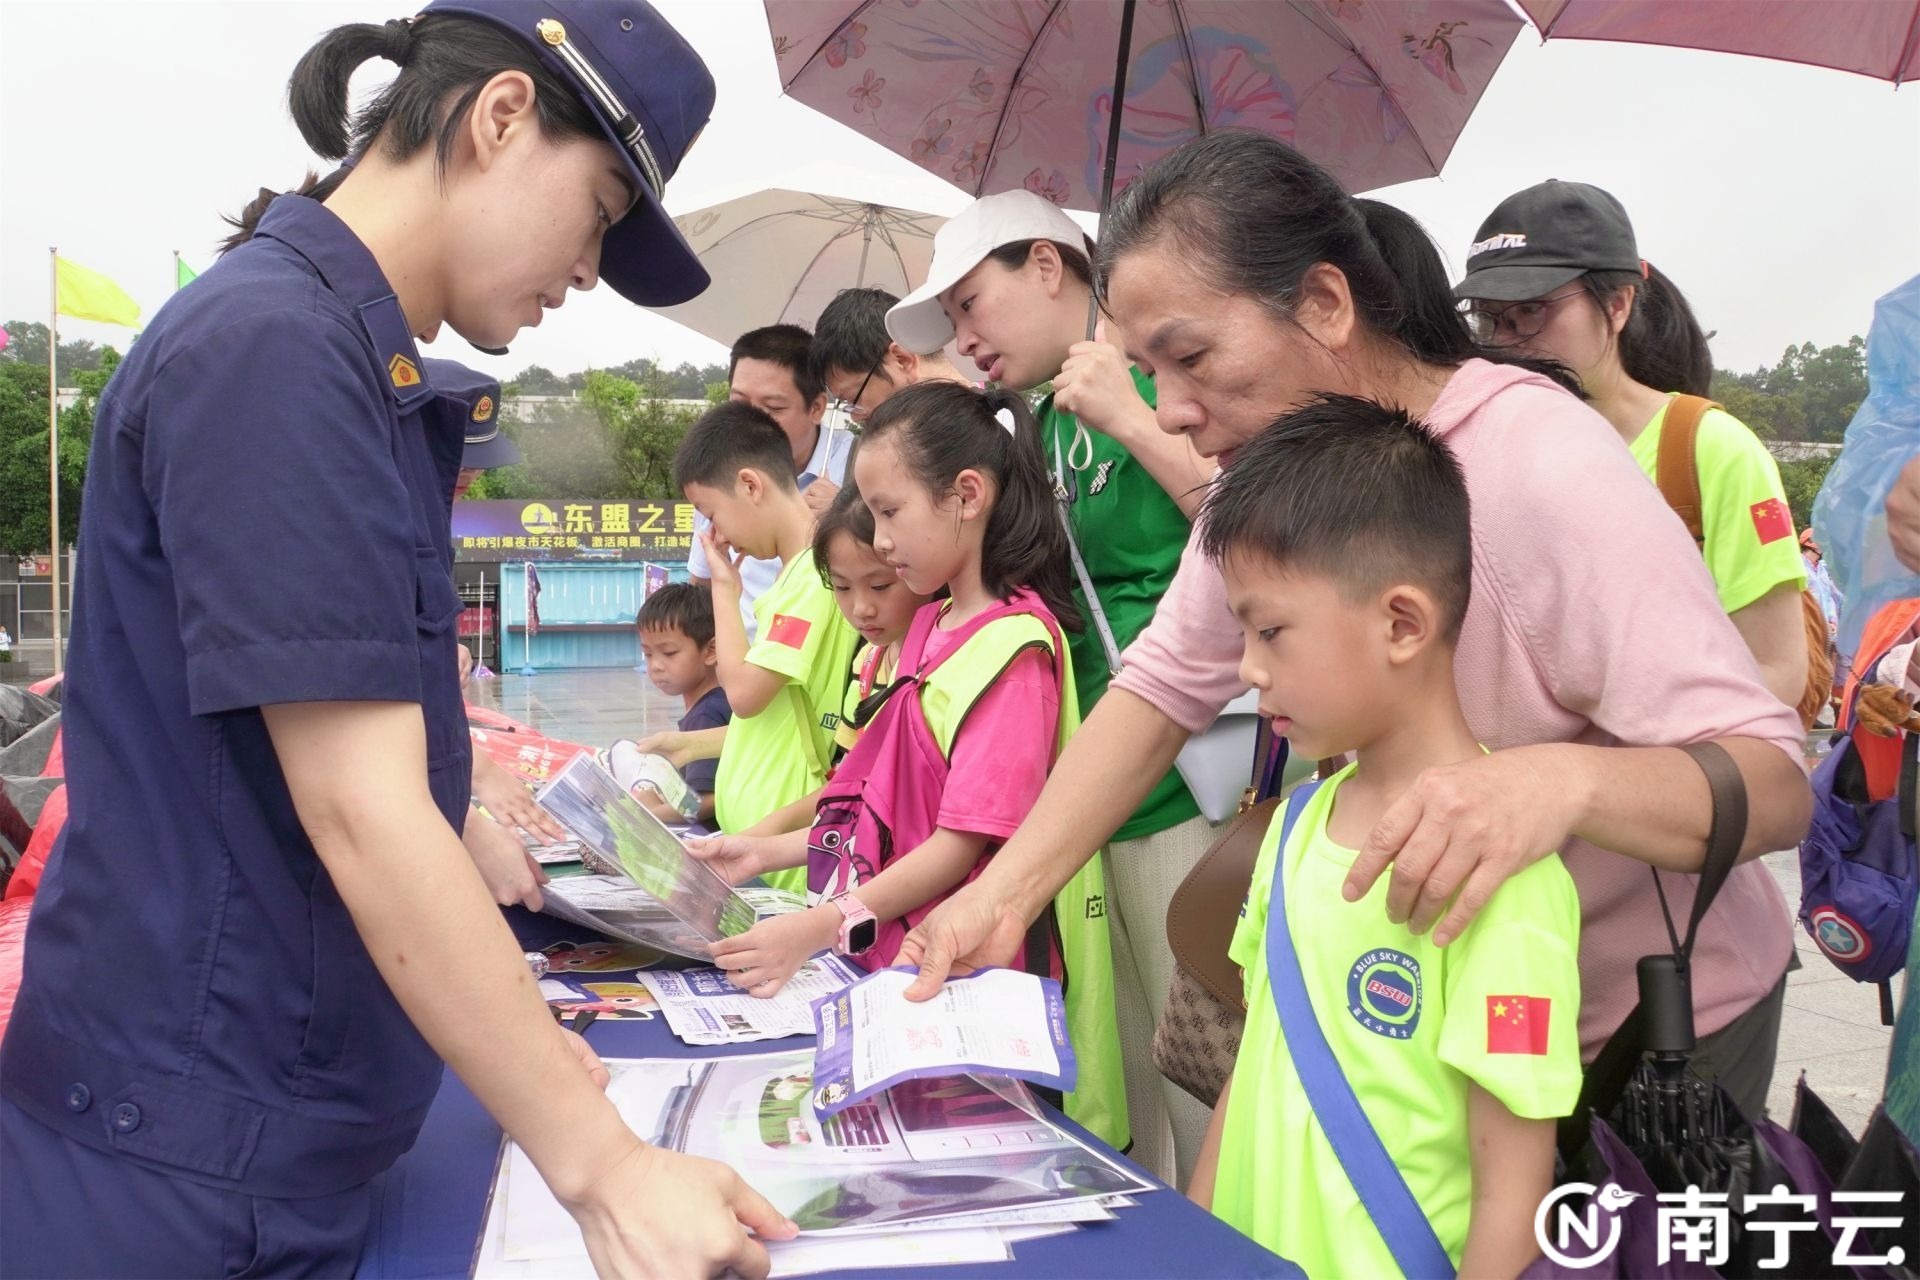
[638,956,864,1046]
[534,753,753,961]
[811,968,1076,1119]
[601,738,700,822]
[476,1049,1150,1274]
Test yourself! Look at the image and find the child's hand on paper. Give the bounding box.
[709,907,839,998]
[685,833,766,885]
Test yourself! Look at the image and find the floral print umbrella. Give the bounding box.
[763,0,1525,209]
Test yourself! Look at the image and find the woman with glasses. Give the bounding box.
[1456,181,1809,712]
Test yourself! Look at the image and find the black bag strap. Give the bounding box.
[1557,741,1748,1161]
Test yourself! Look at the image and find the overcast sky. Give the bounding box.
[4,0,1917,384]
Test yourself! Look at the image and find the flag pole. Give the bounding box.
[47,247,63,676]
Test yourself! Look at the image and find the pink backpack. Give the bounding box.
[808,589,1065,971]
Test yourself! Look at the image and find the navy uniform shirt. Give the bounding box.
[0,196,472,1197]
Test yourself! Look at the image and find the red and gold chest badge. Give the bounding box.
[388,354,422,389]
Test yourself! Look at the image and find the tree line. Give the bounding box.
[0,321,1866,556]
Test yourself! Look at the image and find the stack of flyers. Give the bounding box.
[810,969,1075,1119]
[638,956,863,1046]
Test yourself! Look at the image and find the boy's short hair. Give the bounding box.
[637,583,715,649]
[1199,394,1472,640]
[730,324,824,408]
[810,481,878,587]
[672,402,799,495]
[810,288,899,389]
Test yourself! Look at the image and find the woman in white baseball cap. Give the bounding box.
[888,190,1216,1184]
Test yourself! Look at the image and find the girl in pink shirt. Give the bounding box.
[900,131,1812,1124]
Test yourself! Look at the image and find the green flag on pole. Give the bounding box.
[175,255,198,290]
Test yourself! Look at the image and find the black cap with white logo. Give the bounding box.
[1454,180,1641,302]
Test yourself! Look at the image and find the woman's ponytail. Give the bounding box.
[221,13,596,255]
[1593,263,1713,397]
[288,21,409,161]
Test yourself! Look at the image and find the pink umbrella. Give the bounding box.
[763,0,1524,211]
[1519,0,1920,85]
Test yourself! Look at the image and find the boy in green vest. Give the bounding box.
[1190,396,1583,1277]
[672,403,857,894]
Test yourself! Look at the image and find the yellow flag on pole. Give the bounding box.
[55,256,140,327]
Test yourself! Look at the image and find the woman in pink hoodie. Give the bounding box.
[900,131,1811,1120]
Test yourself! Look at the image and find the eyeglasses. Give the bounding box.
[1462,287,1587,347]
[832,354,887,423]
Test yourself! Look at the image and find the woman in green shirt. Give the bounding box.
[887,189,1216,1182]
[1455,180,1808,709]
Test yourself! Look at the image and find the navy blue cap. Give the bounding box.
[420,0,716,307]
[425,358,521,470]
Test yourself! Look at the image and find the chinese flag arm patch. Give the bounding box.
[1750,497,1793,545]
[766,614,812,650]
[1486,995,1551,1055]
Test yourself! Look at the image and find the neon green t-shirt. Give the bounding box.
[1213,767,1583,1276]
[714,550,857,893]
[1038,367,1198,841]
[1630,400,1808,614]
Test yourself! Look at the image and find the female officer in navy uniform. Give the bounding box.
[0,4,795,1276]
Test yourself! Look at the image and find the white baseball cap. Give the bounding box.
[886,190,1091,355]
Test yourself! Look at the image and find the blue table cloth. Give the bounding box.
[358,912,1301,1279]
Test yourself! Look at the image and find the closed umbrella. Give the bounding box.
[652,188,946,346]
[1519,1,1920,85]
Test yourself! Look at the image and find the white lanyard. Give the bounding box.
[1051,418,1124,677]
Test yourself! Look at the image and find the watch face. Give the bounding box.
[849,917,879,954]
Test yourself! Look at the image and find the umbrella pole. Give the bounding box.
[856,219,874,288]
[1088,0,1139,339]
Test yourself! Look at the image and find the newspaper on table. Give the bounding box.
[533,753,753,961]
[638,957,863,1046]
[811,968,1076,1119]
[478,1049,1149,1274]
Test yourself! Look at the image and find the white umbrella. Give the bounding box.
[652,189,946,347]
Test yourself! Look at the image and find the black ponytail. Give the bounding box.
[1582,263,1713,397]
[1097,131,1580,395]
[860,382,1081,631]
[222,13,600,253]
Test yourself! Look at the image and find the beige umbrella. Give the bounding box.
[652,189,946,346]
